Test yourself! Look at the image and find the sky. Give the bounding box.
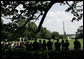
[2,2,83,34]
[35,3,83,34]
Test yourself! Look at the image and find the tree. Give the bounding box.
[1,23,14,41]
[1,1,83,40]
[76,25,83,39]
[27,22,38,39]
[40,27,51,39]
[51,31,60,39]
[61,1,83,22]
[13,21,38,40]
[59,35,64,39]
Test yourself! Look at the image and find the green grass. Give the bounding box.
[68,39,83,48]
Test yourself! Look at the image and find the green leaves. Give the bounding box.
[71,17,76,22]
[51,32,60,39]
[76,25,83,39]
[64,1,83,22]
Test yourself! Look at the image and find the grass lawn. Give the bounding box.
[68,39,83,48]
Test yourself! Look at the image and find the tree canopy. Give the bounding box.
[1,1,83,40]
[76,25,83,39]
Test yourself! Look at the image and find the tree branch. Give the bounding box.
[26,7,46,11]
[66,1,71,7]
[8,10,37,40]
[36,1,54,33]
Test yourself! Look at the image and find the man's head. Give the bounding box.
[57,39,59,42]
[43,40,46,43]
[66,39,68,42]
[35,38,37,42]
[75,37,78,41]
[48,38,51,41]
[39,40,41,43]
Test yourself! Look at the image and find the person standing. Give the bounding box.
[33,38,39,50]
[39,40,42,50]
[47,39,53,50]
[64,39,69,50]
[42,40,47,50]
[61,39,64,51]
[74,37,81,50]
[54,39,61,51]
[25,42,31,50]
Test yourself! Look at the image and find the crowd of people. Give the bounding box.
[1,38,81,52]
